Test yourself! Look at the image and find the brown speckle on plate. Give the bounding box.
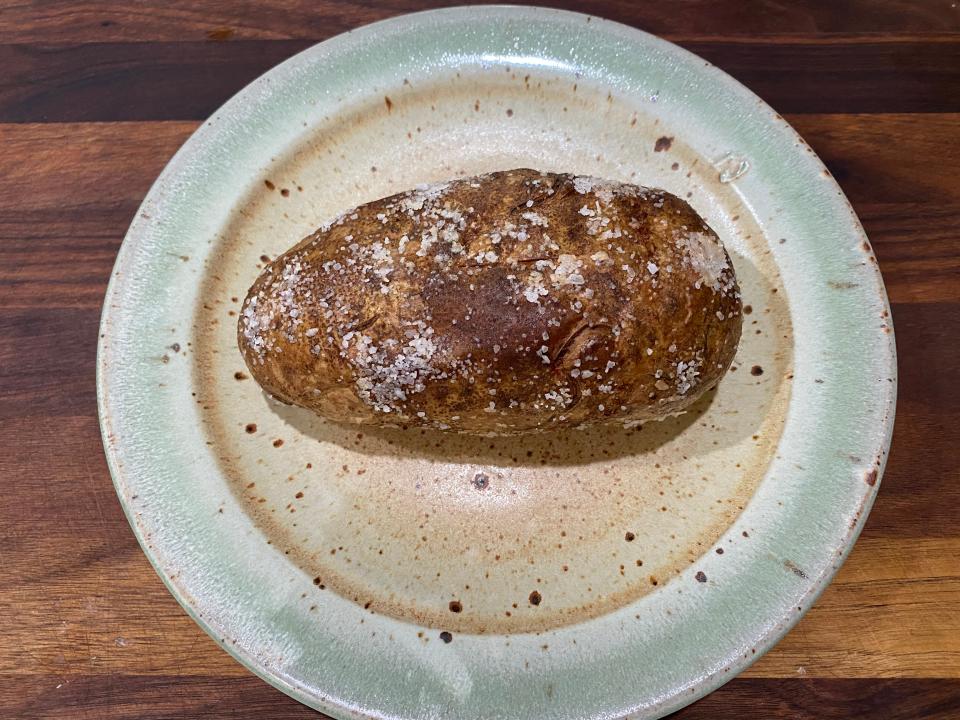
[654,136,673,152]
[783,560,808,579]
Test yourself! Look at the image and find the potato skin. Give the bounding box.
[239,169,741,434]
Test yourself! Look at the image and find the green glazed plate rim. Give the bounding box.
[97,6,896,719]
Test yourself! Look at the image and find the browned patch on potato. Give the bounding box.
[237,170,741,434]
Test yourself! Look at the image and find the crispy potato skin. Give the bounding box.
[238,169,741,434]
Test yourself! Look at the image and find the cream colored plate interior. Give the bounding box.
[195,70,791,635]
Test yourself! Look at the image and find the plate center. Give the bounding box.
[194,68,792,633]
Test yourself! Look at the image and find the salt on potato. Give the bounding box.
[238,169,742,435]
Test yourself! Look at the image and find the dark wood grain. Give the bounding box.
[2,0,957,42]
[0,122,191,308]
[670,679,960,719]
[0,310,100,418]
[3,677,960,720]
[1,1,958,718]
[3,38,959,122]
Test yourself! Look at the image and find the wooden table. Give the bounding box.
[2,2,958,718]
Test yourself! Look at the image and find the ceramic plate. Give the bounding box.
[98,6,896,719]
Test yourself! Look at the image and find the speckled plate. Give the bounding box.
[97,6,896,719]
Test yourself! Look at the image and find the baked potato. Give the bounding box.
[239,169,741,434]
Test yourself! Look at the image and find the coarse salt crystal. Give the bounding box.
[521,211,548,227]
